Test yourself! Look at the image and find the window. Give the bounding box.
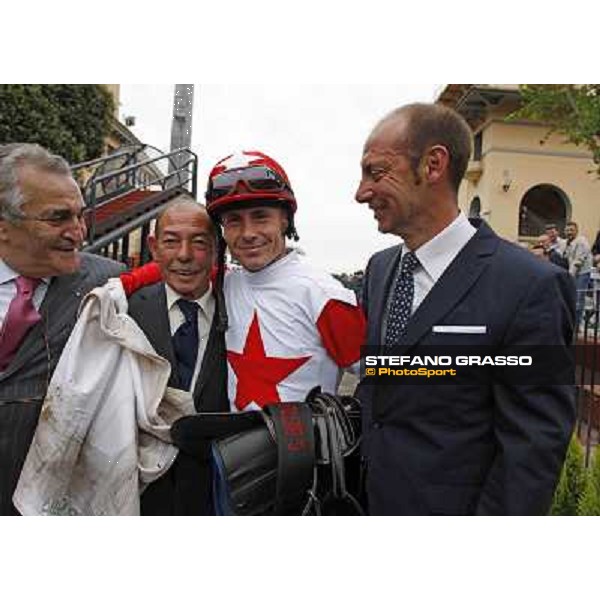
[518,184,570,237]
[469,197,481,218]
[473,132,483,161]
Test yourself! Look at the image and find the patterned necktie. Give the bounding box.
[172,299,200,391]
[385,251,420,345]
[0,276,42,371]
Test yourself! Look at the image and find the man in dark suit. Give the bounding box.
[354,103,576,515]
[128,199,228,515]
[0,143,124,515]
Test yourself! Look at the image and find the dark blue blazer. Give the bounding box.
[357,220,576,515]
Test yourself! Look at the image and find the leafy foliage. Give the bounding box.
[577,445,600,515]
[511,84,600,175]
[551,434,586,515]
[0,84,114,164]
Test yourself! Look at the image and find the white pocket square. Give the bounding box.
[432,325,487,334]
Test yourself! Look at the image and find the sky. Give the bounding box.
[119,84,439,273]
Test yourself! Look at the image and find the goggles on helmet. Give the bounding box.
[206,165,291,203]
[205,151,298,241]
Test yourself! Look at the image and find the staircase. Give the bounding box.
[72,144,198,266]
[93,189,155,228]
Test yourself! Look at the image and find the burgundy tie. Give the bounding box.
[0,276,42,371]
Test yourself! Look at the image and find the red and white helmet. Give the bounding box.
[205,150,297,219]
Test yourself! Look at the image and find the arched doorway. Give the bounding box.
[518,184,570,237]
[469,196,481,218]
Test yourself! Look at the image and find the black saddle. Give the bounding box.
[170,387,364,516]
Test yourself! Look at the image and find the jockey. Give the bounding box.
[205,150,365,411]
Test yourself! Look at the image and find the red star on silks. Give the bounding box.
[227,311,311,410]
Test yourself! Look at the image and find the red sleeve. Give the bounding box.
[119,262,162,296]
[316,299,366,367]
[120,262,225,296]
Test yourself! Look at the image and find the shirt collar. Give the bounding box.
[164,282,215,320]
[0,259,51,286]
[411,212,476,283]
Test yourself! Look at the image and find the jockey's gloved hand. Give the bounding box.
[170,411,264,457]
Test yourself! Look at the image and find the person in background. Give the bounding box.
[564,221,593,330]
[531,234,569,269]
[591,228,600,267]
[545,223,567,255]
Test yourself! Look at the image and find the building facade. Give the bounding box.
[437,84,600,244]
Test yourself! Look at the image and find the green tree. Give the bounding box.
[0,84,114,164]
[510,84,600,175]
[551,435,586,515]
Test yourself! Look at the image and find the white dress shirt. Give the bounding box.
[164,283,215,391]
[383,212,476,342]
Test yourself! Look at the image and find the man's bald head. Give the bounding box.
[369,103,473,193]
[155,199,215,239]
[149,199,216,299]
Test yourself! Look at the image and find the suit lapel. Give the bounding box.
[133,283,179,385]
[192,291,231,412]
[370,245,402,345]
[400,221,498,349]
[192,306,219,408]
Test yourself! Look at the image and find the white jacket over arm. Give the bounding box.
[13,279,189,516]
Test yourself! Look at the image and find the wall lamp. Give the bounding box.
[501,170,512,192]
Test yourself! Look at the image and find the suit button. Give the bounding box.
[372,422,382,429]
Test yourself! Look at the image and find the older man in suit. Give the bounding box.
[0,143,123,515]
[354,103,576,515]
[127,199,228,515]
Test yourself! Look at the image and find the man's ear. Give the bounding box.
[423,145,450,184]
[280,209,289,236]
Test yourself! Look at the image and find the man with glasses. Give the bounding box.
[354,103,576,515]
[0,143,123,515]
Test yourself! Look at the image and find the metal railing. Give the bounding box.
[575,270,600,465]
[72,145,198,266]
